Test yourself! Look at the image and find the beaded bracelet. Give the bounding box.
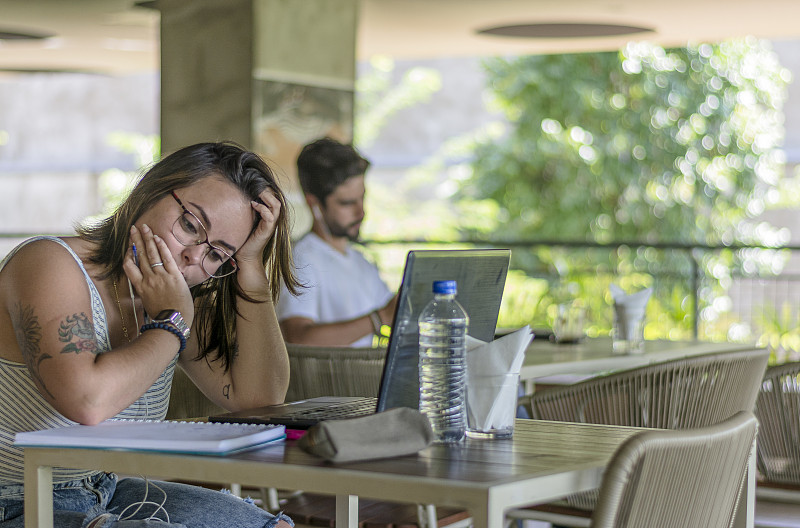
[140,322,187,353]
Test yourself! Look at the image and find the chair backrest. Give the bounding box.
[529,348,769,429]
[284,343,387,401]
[591,411,758,528]
[754,360,800,486]
[166,367,226,420]
[528,347,767,511]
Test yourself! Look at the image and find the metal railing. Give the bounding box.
[359,238,800,363]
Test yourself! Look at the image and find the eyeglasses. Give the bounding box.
[170,192,239,278]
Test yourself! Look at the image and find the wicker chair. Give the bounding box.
[284,343,387,401]
[506,347,770,526]
[165,365,226,420]
[753,361,800,527]
[591,411,758,528]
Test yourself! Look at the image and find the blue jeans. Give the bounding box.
[0,472,293,528]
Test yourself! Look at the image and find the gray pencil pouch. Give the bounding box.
[298,407,434,463]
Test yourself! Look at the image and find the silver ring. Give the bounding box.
[150,262,164,268]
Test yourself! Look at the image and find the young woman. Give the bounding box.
[0,142,298,527]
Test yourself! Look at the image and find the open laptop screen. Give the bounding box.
[377,249,510,412]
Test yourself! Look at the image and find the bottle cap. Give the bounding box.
[432,280,457,295]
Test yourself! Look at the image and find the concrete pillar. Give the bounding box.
[160,0,254,152]
[159,0,358,195]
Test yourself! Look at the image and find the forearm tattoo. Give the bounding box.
[58,312,100,355]
[12,302,54,399]
[223,343,239,399]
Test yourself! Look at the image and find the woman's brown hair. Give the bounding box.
[77,141,299,371]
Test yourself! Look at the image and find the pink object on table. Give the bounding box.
[285,429,307,440]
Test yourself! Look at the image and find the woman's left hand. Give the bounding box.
[234,189,281,267]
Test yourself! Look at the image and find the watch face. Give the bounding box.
[153,310,190,339]
[155,310,175,321]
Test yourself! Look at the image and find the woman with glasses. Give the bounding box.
[0,142,298,527]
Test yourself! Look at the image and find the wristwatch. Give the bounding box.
[152,310,191,340]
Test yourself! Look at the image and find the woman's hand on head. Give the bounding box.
[123,224,194,326]
[235,189,281,266]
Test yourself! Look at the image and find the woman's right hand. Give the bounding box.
[123,224,195,327]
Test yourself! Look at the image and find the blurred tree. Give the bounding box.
[83,133,159,224]
[468,38,791,249]
[458,39,799,338]
[355,55,441,148]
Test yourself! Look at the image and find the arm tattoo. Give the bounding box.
[58,312,100,355]
[223,345,237,400]
[11,302,55,399]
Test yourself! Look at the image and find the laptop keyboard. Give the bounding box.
[285,398,377,420]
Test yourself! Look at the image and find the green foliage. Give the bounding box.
[361,124,505,242]
[496,270,549,330]
[83,133,160,224]
[460,39,798,345]
[468,39,791,249]
[755,303,800,363]
[355,56,442,148]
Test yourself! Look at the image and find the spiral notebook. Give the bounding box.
[14,419,286,456]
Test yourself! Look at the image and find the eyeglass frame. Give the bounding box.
[170,191,239,278]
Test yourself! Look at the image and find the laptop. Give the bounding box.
[209,248,511,429]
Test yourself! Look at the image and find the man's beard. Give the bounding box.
[325,218,362,242]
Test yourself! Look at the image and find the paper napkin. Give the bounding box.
[610,284,652,341]
[465,326,533,431]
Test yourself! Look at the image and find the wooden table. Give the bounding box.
[24,419,647,528]
[520,337,760,393]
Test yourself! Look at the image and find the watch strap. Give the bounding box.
[152,310,190,340]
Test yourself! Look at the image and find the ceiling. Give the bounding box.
[1,0,800,75]
[0,0,158,74]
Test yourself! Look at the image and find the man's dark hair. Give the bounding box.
[297,137,370,203]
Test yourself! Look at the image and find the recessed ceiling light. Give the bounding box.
[477,23,654,39]
[0,29,53,41]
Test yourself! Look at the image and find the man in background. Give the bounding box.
[277,137,397,347]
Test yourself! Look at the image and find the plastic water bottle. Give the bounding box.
[418,280,469,443]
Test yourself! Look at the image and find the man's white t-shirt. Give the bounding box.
[277,232,393,347]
